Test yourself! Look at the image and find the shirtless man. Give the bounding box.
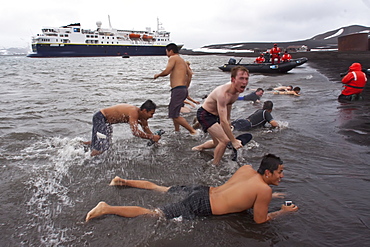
[85,154,299,224]
[191,66,249,165]
[83,100,161,156]
[154,43,198,135]
[273,86,301,96]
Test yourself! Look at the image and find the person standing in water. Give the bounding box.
[191,66,249,165]
[85,154,298,224]
[154,43,198,135]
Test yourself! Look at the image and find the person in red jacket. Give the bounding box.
[254,54,265,63]
[270,44,281,64]
[281,51,292,62]
[338,63,368,102]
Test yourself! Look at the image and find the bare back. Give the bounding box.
[101,104,139,124]
[209,165,272,215]
[166,54,190,88]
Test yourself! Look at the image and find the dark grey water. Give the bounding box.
[1,55,369,247]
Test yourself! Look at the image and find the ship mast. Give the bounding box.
[157,17,164,31]
[108,15,112,29]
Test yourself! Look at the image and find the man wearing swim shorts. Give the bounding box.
[83,100,161,156]
[85,154,299,224]
[154,43,198,135]
[192,66,249,165]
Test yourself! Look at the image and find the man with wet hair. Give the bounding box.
[191,66,249,165]
[238,88,264,103]
[273,86,301,96]
[85,154,298,224]
[154,43,198,135]
[83,100,161,156]
[232,100,279,131]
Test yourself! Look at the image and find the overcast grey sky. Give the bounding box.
[1,0,370,49]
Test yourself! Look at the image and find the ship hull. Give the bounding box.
[27,43,173,57]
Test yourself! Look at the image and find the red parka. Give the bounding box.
[341,63,367,96]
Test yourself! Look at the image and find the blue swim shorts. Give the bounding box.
[91,111,113,152]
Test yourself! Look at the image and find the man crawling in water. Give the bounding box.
[85,154,298,224]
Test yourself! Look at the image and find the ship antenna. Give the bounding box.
[157,17,163,31]
[108,15,112,29]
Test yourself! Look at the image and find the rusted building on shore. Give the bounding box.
[338,32,370,51]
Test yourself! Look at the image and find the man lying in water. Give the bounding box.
[85,154,298,224]
[273,86,301,96]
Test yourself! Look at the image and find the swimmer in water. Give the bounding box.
[273,86,301,96]
[85,154,298,224]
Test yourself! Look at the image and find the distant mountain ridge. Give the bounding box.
[199,25,370,51]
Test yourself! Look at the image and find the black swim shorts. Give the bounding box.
[231,119,252,131]
[197,107,220,133]
[160,185,212,219]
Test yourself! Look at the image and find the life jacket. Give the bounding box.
[270,47,281,57]
[255,56,264,63]
[281,53,292,62]
[341,63,367,96]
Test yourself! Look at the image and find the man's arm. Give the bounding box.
[253,187,273,224]
[269,120,279,128]
[154,57,175,79]
[254,188,298,224]
[187,95,200,104]
[217,99,241,149]
[128,113,157,141]
[267,204,299,221]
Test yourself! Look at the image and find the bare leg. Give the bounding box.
[173,117,197,134]
[203,124,230,165]
[192,140,217,151]
[212,141,227,165]
[173,118,180,132]
[90,149,103,156]
[85,201,161,221]
[109,176,170,192]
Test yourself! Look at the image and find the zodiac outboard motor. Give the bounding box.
[228,58,236,65]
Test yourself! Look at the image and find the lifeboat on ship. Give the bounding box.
[129,33,141,39]
[142,35,153,41]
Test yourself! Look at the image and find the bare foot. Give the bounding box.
[80,141,91,145]
[192,146,203,151]
[86,201,108,222]
[90,149,103,156]
[109,176,126,186]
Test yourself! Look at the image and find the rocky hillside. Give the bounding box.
[188,25,370,51]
